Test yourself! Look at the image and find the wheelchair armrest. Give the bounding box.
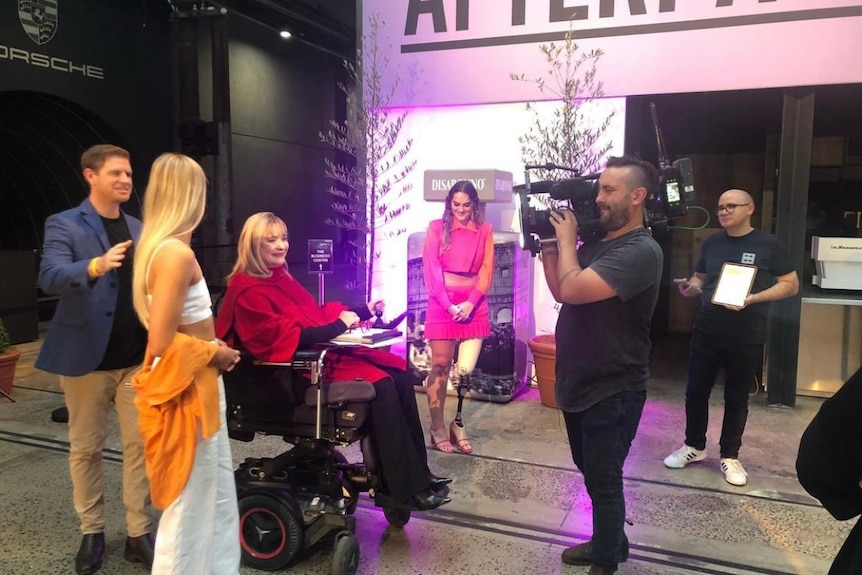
[294,349,323,362]
[249,348,324,369]
[252,360,293,366]
[304,379,376,407]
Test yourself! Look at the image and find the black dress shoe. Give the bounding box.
[430,482,450,498]
[429,474,452,489]
[75,533,105,575]
[561,535,629,566]
[412,488,451,511]
[51,406,69,423]
[124,532,156,569]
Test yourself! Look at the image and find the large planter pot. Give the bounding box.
[528,334,558,408]
[0,347,21,397]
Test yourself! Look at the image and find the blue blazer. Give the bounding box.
[35,199,143,377]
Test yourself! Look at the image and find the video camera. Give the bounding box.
[515,103,696,255]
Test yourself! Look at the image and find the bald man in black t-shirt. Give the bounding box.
[663,189,799,487]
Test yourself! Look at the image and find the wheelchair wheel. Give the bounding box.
[332,533,360,575]
[238,493,303,571]
[383,506,411,528]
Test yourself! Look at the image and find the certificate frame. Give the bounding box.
[711,262,758,307]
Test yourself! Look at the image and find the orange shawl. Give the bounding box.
[132,332,220,510]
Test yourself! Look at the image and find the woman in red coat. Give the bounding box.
[215,212,450,511]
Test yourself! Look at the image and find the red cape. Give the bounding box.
[215,267,405,383]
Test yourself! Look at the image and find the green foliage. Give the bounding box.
[319,12,416,299]
[0,318,10,354]
[511,26,615,183]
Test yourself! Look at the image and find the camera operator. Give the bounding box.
[540,155,663,575]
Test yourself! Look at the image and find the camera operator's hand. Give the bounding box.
[550,209,579,248]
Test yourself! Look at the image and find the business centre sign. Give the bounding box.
[1,0,105,80]
[366,0,862,107]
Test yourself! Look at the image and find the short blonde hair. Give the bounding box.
[132,153,208,327]
[228,212,288,281]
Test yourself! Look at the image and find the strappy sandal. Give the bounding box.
[449,421,474,454]
[429,426,454,453]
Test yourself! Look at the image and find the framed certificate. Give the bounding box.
[711,262,758,307]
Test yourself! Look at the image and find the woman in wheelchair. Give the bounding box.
[215,212,452,511]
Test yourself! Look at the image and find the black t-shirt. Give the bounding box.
[555,228,663,413]
[96,215,147,370]
[694,229,795,345]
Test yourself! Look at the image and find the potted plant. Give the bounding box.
[0,318,21,399]
[512,27,615,408]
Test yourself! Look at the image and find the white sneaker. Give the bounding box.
[663,445,706,469]
[720,458,748,486]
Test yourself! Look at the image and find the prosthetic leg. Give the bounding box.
[452,368,469,433]
[449,339,482,454]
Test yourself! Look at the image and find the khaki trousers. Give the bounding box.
[61,366,153,536]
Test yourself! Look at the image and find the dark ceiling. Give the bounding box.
[165,0,357,60]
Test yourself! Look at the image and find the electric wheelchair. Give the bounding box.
[223,346,418,575]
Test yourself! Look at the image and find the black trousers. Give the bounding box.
[563,390,646,570]
[366,369,431,503]
[684,329,763,459]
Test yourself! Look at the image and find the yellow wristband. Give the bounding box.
[88,258,103,278]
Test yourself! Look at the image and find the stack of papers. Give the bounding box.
[331,328,402,345]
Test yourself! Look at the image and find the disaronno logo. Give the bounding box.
[423,169,514,203]
[431,178,487,191]
[18,0,58,46]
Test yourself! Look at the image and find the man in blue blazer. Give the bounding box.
[36,144,155,575]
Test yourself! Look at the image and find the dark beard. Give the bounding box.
[599,207,630,232]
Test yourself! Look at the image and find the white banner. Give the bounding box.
[368,99,626,330]
[364,0,862,106]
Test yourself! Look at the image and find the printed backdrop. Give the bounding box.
[363,0,862,107]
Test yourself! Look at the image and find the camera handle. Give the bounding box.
[650,102,670,170]
[523,162,582,197]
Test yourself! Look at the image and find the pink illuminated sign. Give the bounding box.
[365,0,862,106]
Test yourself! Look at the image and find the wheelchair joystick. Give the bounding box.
[372,308,409,329]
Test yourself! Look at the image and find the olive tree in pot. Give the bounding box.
[319,12,416,299]
[511,28,615,408]
[0,318,21,400]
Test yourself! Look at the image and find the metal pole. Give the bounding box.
[211,12,233,282]
[767,87,814,408]
[318,274,325,306]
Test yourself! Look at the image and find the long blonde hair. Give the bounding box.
[227,212,288,282]
[132,153,208,328]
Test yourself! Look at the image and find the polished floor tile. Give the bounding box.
[0,334,851,575]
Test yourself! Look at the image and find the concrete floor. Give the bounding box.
[0,332,851,575]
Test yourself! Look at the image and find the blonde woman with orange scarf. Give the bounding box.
[131,153,241,575]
